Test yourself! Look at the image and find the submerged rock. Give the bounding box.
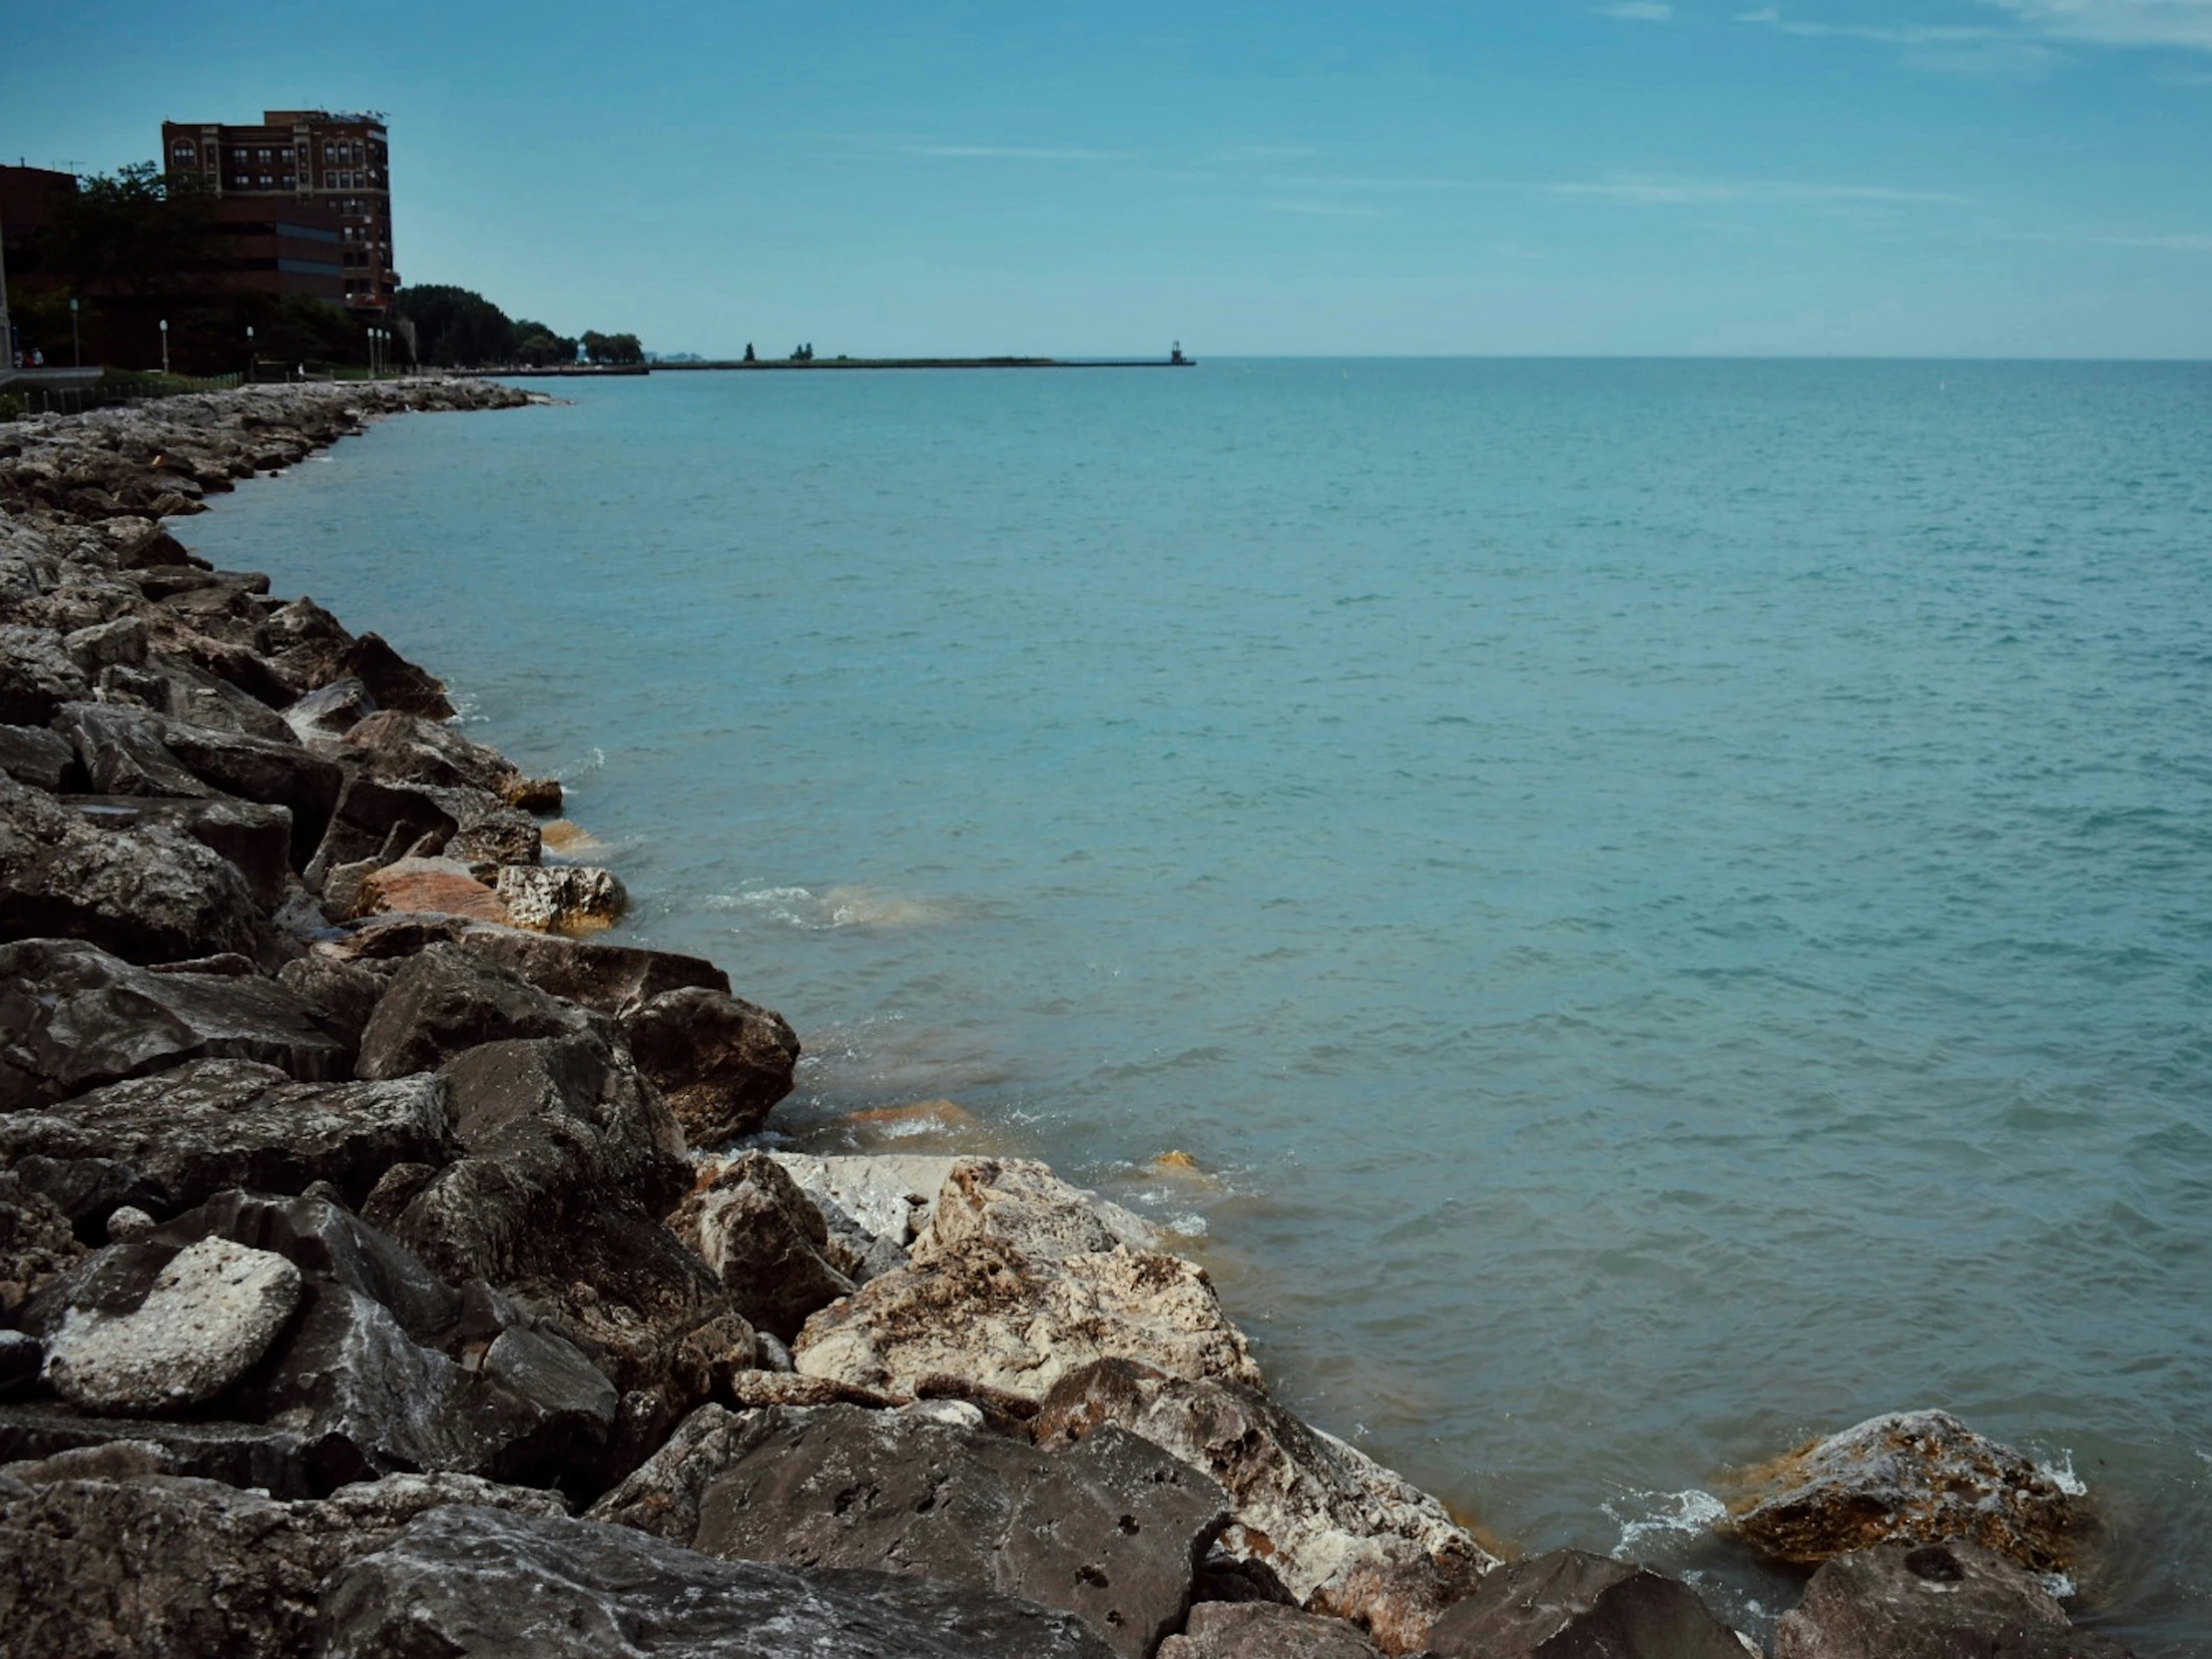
[42,1237,301,1415]
[1727,1409,2094,1577]
[1034,1358,1494,1654]
[1422,1548,1749,1659]
[1772,1540,2131,1658]
[795,1234,1264,1405]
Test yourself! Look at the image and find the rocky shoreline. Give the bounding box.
[0,382,2133,1656]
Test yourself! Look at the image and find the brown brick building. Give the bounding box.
[161,110,397,311]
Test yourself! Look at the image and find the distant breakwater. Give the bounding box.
[0,381,2133,1657]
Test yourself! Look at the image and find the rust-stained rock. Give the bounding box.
[1726,1409,2094,1577]
[794,1234,1263,1406]
[357,856,508,923]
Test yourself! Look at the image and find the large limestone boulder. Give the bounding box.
[795,1235,1264,1405]
[0,1470,565,1659]
[353,941,590,1078]
[0,1059,457,1213]
[320,1501,1117,1659]
[1034,1359,1495,1654]
[619,984,799,1145]
[1726,1409,2094,1577]
[51,701,211,798]
[0,624,91,723]
[340,708,554,806]
[454,922,728,1013]
[1772,1540,2131,1658]
[42,1237,301,1415]
[0,938,349,1113]
[1161,1602,1387,1659]
[494,862,626,931]
[64,795,294,906]
[0,771,268,962]
[915,1156,1159,1263]
[772,1150,959,1249]
[593,1400,1229,1658]
[1422,1549,1750,1659]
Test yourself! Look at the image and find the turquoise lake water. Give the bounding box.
[188,360,2212,1650]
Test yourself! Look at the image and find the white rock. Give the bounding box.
[43,1237,302,1414]
[914,1157,1158,1263]
[493,863,626,931]
[769,1152,958,1248]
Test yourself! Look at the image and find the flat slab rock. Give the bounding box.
[1727,1409,2094,1577]
[0,1058,456,1212]
[0,937,349,1114]
[322,1501,1119,1659]
[1422,1548,1752,1659]
[795,1234,1264,1405]
[42,1237,301,1415]
[592,1400,1229,1659]
[1034,1359,1494,1655]
[1773,1541,2133,1659]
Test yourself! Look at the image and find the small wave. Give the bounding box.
[708,883,955,931]
[1603,1487,1729,1559]
[2035,1449,2088,1498]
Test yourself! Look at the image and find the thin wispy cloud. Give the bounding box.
[2022,228,2212,248]
[1980,0,2212,51]
[894,144,1140,163]
[1596,2,1676,20]
[1263,170,1968,206]
[1734,8,2057,74]
[1261,199,1392,218]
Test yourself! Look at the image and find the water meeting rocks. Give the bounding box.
[1772,1541,2132,1659]
[618,983,800,1145]
[1726,1409,2094,1577]
[1033,1358,1496,1655]
[914,1155,1161,1264]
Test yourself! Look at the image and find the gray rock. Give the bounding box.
[101,654,296,744]
[455,921,729,1012]
[1773,1541,2133,1658]
[1161,1601,1387,1659]
[1727,1409,2095,1577]
[0,1059,456,1212]
[0,1468,566,1658]
[305,772,458,877]
[6,1153,156,1237]
[685,1150,855,1341]
[772,1150,959,1248]
[438,1032,689,1212]
[319,1501,1118,1658]
[148,713,341,860]
[620,983,800,1145]
[43,1237,301,1415]
[0,1169,86,1322]
[0,938,349,1113]
[0,770,268,962]
[278,676,374,742]
[63,614,148,672]
[795,1234,1265,1407]
[51,700,212,797]
[340,707,531,798]
[274,950,386,1048]
[0,624,91,723]
[0,722,77,790]
[64,794,294,905]
[1423,1549,1749,1659]
[593,1400,1224,1658]
[1034,1359,1495,1654]
[153,1188,458,1346]
[341,631,453,718]
[104,1205,155,1241]
[354,940,589,1078]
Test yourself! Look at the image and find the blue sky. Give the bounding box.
[9,1,2210,355]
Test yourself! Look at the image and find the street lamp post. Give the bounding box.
[245,323,255,384]
[159,318,170,376]
[69,299,79,369]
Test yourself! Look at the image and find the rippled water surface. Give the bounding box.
[191,360,2212,1650]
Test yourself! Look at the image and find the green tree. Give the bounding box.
[580,329,644,365]
[510,319,577,365]
[393,283,517,366]
[47,162,217,297]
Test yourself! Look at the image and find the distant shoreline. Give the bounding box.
[483,356,1194,377]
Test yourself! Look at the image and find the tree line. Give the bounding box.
[392,285,643,368]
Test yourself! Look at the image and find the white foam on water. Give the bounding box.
[1603,1486,1730,1559]
[708,883,954,932]
[2036,1449,2088,1498]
